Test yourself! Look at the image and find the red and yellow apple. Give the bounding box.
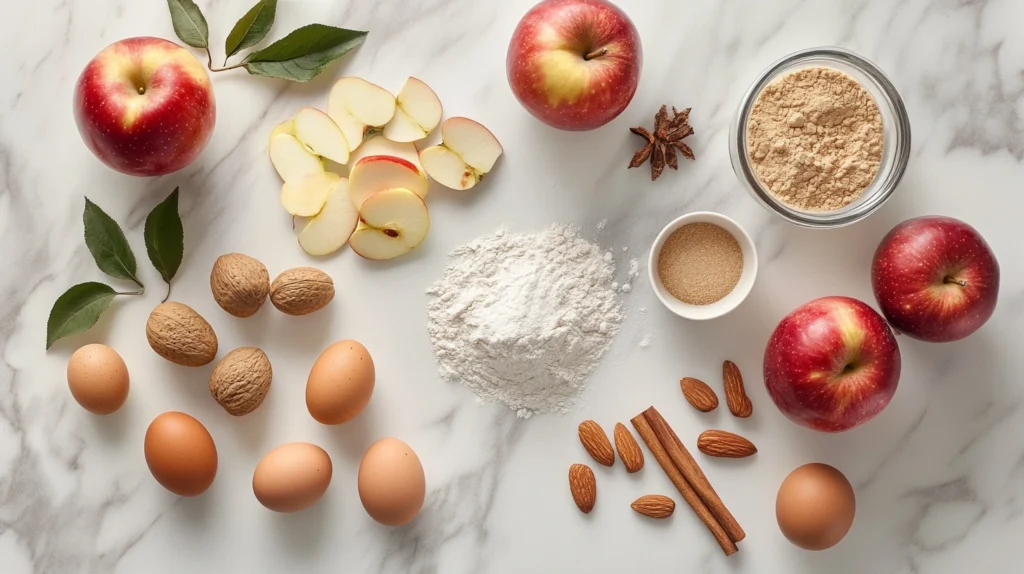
[506,0,642,131]
[872,216,999,343]
[764,296,901,432]
[73,37,216,176]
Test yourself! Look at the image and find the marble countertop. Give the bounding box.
[3,0,1023,572]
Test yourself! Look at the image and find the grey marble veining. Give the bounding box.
[2,0,1024,572]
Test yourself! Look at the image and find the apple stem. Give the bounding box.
[944,276,968,287]
[583,48,608,61]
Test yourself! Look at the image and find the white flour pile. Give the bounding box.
[426,224,623,418]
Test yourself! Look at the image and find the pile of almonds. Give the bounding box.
[568,360,759,547]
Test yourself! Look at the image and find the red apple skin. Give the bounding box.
[73,37,216,176]
[506,0,642,131]
[764,296,901,433]
[872,216,999,343]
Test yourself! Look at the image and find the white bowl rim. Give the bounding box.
[647,211,759,321]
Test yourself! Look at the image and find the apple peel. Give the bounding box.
[349,134,424,173]
[349,155,428,208]
[419,117,502,190]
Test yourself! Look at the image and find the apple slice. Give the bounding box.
[327,78,396,153]
[348,155,428,208]
[298,177,360,256]
[269,134,324,183]
[281,171,339,217]
[383,77,442,143]
[419,117,503,190]
[294,108,350,165]
[349,188,430,260]
[269,118,295,140]
[349,134,424,173]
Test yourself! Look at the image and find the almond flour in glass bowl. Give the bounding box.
[729,47,911,228]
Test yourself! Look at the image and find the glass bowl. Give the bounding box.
[729,47,911,228]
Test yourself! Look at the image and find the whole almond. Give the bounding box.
[613,422,644,473]
[568,464,597,514]
[680,377,719,412]
[697,430,757,458]
[630,494,675,519]
[578,420,615,466]
[723,360,753,418]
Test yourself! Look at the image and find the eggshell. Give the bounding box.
[144,412,218,497]
[253,442,333,512]
[776,463,856,550]
[66,343,129,415]
[357,438,425,526]
[306,340,375,425]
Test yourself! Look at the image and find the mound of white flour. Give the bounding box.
[426,224,623,418]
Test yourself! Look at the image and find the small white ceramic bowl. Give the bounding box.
[648,211,758,320]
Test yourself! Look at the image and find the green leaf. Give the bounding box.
[46,282,118,349]
[225,0,278,59]
[243,24,367,82]
[144,188,184,298]
[83,198,143,288]
[167,0,209,49]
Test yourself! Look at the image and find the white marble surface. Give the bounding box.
[2,0,1023,572]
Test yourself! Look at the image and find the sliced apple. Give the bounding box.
[269,134,325,183]
[349,134,424,173]
[327,78,396,153]
[294,108,350,165]
[383,77,442,143]
[269,118,295,141]
[298,177,360,256]
[419,117,502,190]
[281,171,339,217]
[349,188,430,260]
[348,155,428,208]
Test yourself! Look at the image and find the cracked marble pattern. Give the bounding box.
[1,0,1023,572]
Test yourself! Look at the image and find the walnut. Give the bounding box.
[210,253,270,318]
[209,347,272,416]
[270,267,334,316]
[146,302,218,367]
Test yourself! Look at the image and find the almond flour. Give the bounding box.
[746,67,884,212]
[657,223,742,305]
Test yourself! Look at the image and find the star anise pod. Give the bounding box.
[628,105,695,181]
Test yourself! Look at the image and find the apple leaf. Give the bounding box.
[83,198,143,289]
[144,188,184,301]
[225,0,278,59]
[167,0,209,49]
[243,24,367,82]
[46,282,118,349]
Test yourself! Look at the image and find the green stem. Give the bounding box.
[117,289,144,296]
[162,282,171,303]
[205,47,247,72]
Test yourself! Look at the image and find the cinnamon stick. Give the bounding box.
[630,414,738,556]
[642,406,746,543]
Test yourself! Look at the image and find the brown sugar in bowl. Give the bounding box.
[648,211,758,320]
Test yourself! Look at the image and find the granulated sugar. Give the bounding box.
[426,224,623,418]
[657,223,743,305]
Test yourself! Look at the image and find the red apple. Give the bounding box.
[872,216,999,343]
[73,37,216,176]
[506,0,642,131]
[764,296,901,432]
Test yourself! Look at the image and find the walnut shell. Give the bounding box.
[210,253,270,318]
[270,267,334,316]
[209,347,272,416]
[146,302,218,366]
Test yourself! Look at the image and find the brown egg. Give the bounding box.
[357,438,425,526]
[776,463,856,550]
[66,344,129,415]
[306,340,375,425]
[144,412,218,496]
[252,442,333,512]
